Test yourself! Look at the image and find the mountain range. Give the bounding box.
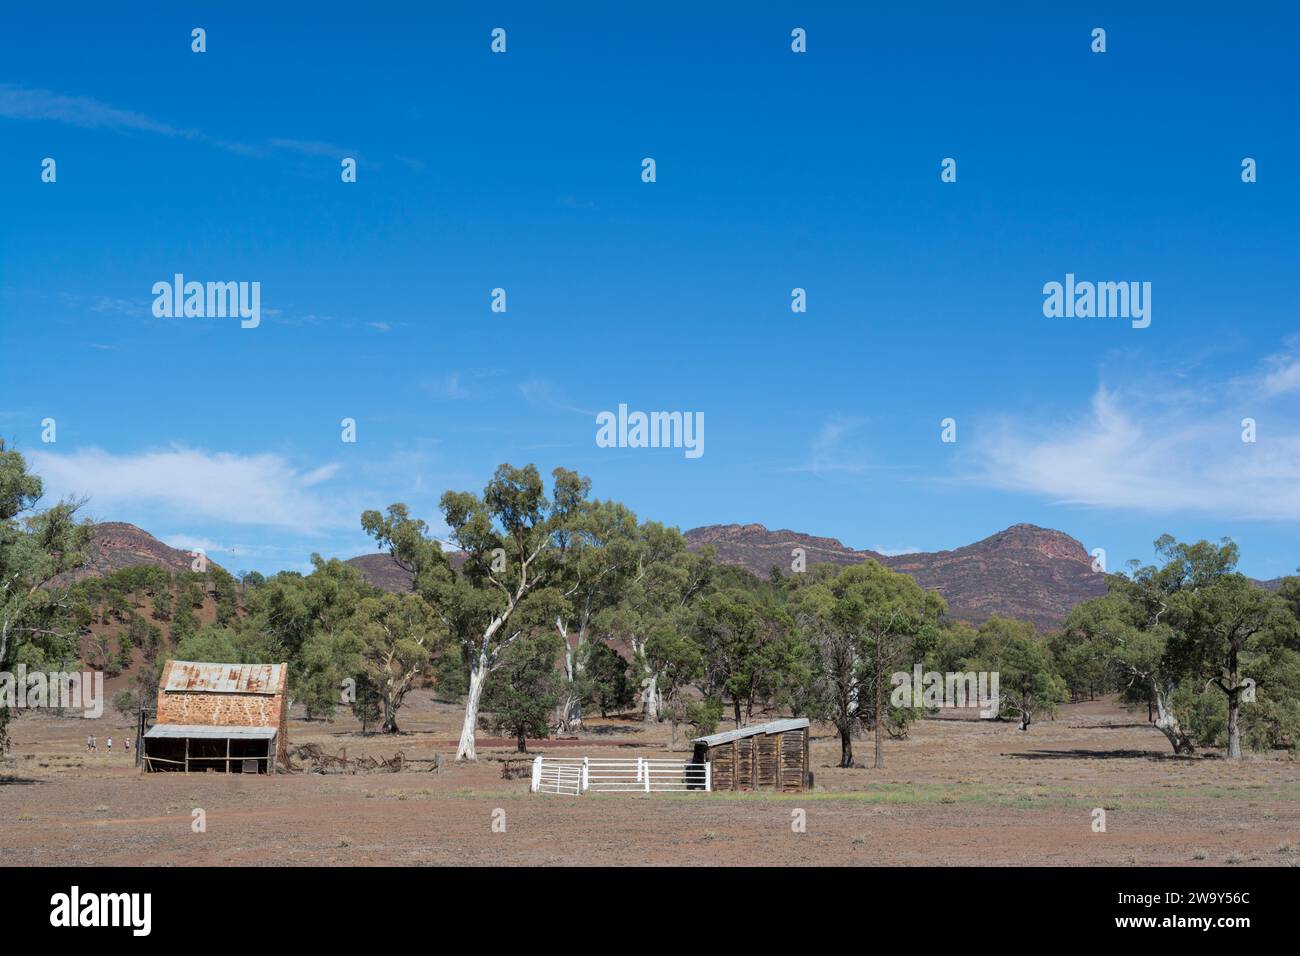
[681,522,1108,628]
[64,520,1289,630]
[62,520,1111,628]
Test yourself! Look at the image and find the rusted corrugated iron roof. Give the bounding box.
[163,661,285,696]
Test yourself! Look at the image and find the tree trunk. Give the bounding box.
[456,656,488,761]
[1226,650,1242,759]
[554,692,582,734]
[643,672,660,722]
[381,681,400,734]
[1152,680,1194,754]
[559,616,575,681]
[873,634,884,769]
[839,723,854,768]
[1226,689,1242,759]
[517,730,527,753]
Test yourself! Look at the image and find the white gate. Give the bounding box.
[531,756,710,794]
[533,758,583,795]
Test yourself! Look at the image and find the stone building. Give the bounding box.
[142,660,289,773]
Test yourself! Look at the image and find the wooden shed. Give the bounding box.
[691,717,810,792]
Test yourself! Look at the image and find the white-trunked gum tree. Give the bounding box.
[361,464,589,760]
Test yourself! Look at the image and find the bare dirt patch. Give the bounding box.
[3,694,1296,866]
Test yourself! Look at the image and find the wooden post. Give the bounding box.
[184,737,190,773]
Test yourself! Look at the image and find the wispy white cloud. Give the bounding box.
[300,463,342,487]
[789,417,870,475]
[872,544,921,556]
[0,84,181,135]
[964,346,1300,521]
[0,83,262,155]
[57,292,147,317]
[518,379,597,416]
[269,137,354,158]
[161,533,223,555]
[422,372,496,401]
[27,446,353,533]
[0,85,368,164]
[1259,340,1300,397]
[435,373,473,400]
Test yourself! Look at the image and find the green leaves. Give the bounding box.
[1,442,93,745]
[481,631,564,749]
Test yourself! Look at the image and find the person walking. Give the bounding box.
[106,736,113,753]
[86,734,94,752]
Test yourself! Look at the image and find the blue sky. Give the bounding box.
[2,3,1297,580]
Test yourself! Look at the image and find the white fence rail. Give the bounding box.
[531,756,710,794]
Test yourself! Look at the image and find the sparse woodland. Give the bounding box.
[4,445,1299,764]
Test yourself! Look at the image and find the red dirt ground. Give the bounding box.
[3,692,1297,866]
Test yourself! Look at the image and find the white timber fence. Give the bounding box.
[531,756,710,795]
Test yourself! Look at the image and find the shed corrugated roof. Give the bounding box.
[163,661,284,695]
[691,717,810,748]
[144,724,277,740]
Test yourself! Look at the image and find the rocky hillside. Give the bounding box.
[879,524,1108,628]
[346,553,417,593]
[348,522,1110,628]
[52,522,219,586]
[684,522,1109,629]
[64,521,1287,632]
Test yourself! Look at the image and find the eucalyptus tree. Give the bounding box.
[547,499,640,730]
[0,442,91,747]
[1063,591,1193,753]
[362,464,590,760]
[692,587,804,729]
[1066,536,1297,758]
[240,555,372,719]
[1165,569,1295,759]
[598,522,713,722]
[795,561,945,768]
[482,631,564,752]
[965,616,1065,731]
[643,623,703,748]
[352,592,436,734]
